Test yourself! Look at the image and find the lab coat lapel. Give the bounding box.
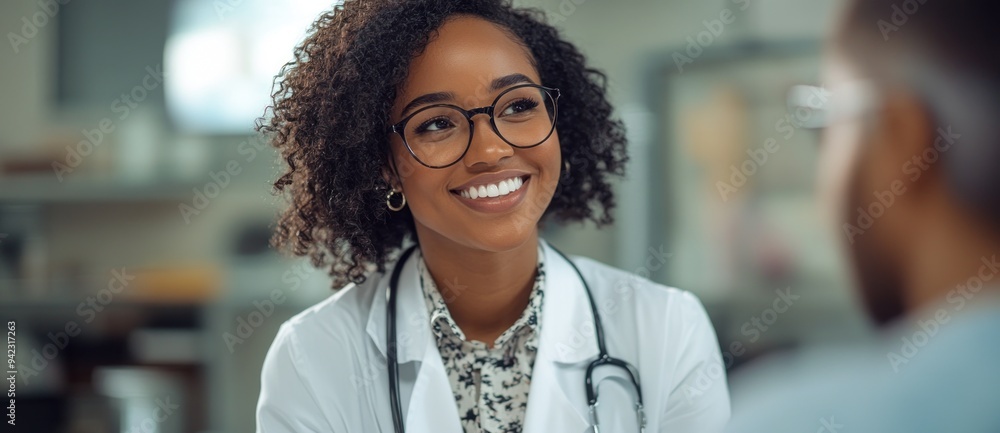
[365,249,463,433]
[523,241,600,433]
[404,343,463,433]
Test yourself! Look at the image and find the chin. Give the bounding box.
[455,219,540,253]
[415,207,541,255]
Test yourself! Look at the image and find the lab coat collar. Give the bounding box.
[365,246,429,364]
[538,239,601,364]
[524,239,596,432]
[364,239,600,364]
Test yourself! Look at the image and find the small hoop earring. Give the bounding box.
[562,160,571,180]
[386,189,406,211]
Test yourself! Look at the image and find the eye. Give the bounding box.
[415,117,456,133]
[500,98,540,117]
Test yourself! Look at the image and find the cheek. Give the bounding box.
[541,133,562,172]
[388,141,422,184]
[536,136,563,194]
[387,141,448,216]
[399,166,449,206]
[398,166,456,235]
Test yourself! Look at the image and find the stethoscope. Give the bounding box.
[386,244,647,433]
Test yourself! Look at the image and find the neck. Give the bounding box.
[414,228,540,346]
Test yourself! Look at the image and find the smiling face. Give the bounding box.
[386,15,562,253]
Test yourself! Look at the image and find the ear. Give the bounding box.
[867,88,937,194]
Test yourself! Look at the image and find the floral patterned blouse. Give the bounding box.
[417,246,546,433]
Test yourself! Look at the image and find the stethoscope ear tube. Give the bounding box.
[387,245,418,433]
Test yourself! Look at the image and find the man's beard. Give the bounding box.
[845,167,908,326]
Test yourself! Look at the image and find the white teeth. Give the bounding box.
[459,176,526,200]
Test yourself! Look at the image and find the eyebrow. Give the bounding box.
[398,73,537,118]
[489,73,535,92]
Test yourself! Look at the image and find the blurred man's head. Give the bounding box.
[820,0,1000,325]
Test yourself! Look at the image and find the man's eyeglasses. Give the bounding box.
[786,81,877,129]
[387,84,560,168]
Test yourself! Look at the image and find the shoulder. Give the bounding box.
[287,275,381,339]
[563,253,731,427]
[727,307,1000,433]
[256,275,387,432]
[567,253,713,330]
[563,253,720,367]
[725,344,906,433]
[261,272,385,383]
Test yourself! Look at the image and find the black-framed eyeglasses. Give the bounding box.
[387,83,561,169]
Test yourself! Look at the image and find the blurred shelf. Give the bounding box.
[0,174,198,204]
[0,296,319,311]
[1,263,331,313]
[0,297,205,310]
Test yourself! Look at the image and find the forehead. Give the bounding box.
[395,15,539,109]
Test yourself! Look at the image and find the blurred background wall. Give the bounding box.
[0,0,866,432]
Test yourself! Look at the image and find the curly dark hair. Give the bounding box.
[257,0,629,288]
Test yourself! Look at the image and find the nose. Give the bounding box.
[462,112,514,168]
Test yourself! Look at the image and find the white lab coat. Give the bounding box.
[256,239,730,433]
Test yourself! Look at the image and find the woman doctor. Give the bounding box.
[255,1,730,432]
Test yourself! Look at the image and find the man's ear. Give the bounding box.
[869,88,936,192]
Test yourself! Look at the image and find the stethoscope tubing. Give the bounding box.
[385,244,644,433]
